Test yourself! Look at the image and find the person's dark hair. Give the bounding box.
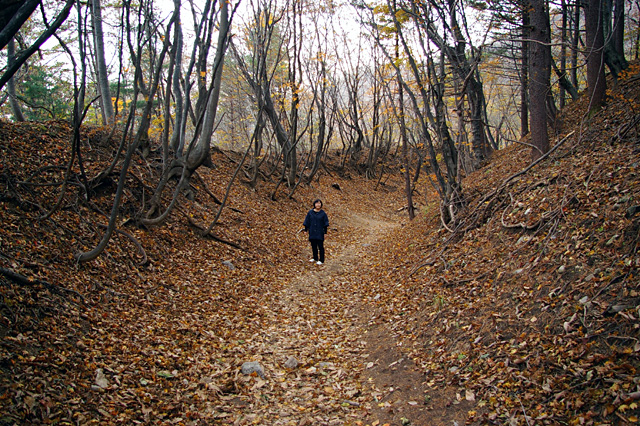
[312,199,323,208]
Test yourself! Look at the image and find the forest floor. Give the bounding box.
[2,66,640,425]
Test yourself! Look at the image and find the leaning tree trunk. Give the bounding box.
[0,0,74,92]
[0,0,40,51]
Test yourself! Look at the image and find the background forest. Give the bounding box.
[1,0,637,233]
[2,0,640,425]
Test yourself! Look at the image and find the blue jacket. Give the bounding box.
[303,209,329,240]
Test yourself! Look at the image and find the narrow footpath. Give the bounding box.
[213,212,470,425]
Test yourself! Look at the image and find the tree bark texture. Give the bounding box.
[613,0,625,58]
[528,0,551,162]
[585,0,607,110]
[602,0,627,77]
[186,0,230,171]
[0,0,74,92]
[91,0,114,124]
[0,0,40,51]
[7,37,24,121]
[521,7,530,137]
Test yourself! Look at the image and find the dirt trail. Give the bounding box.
[224,212,470,425]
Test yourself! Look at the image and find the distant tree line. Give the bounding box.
[0,0,635,259]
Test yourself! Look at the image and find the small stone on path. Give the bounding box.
[241,361,265,378]
[284,356,299,369]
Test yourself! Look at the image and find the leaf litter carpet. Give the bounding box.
[214,212,455,425]
[5,65,640,425]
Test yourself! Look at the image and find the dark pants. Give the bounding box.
[310,239,325,262]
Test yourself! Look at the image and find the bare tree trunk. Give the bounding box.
[162,0,181,168]
[169,6,183,154]
[194,0,215,125]
[285,0,303,187]
[7,37,24,122]
[559,0,568,109]
[173,0,214,157]
[91,0,114,124]
[307,56,330,183]
[394,30,414,220]
[585,0,607,110]
[529,0,551,162]
[185,0,231,171]
[613,0,625,58]
[602,0,627,78]
[76,1,88,118]
[571,0,580,89]
[448,0,489,166]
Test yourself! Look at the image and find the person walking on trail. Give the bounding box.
[302,199,329,265]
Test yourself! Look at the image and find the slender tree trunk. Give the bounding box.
[77,1,88,118]
[307,60,328,183]
[585,0,607,110]
[521,7,529,138]
[7,37,24,122]
[560,0,568,109]
[529,0,551,162]
[398,82,414,220]
[169,13,183,153]
[174,0,213,157]
[571,0,580,89]
[162,0,181,168]
[431,52,458,196]
[91,0,114,124]
[394,25,414,220]
[186,0,230,171]
[602,0,627,78]
[613,0,625,58]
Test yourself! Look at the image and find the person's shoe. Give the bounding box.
[309,258,316,262]
[316,261,323,265]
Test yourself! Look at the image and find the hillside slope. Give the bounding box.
[351,66,640,424]
[0,118,407,424]
[1,64,640,426]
